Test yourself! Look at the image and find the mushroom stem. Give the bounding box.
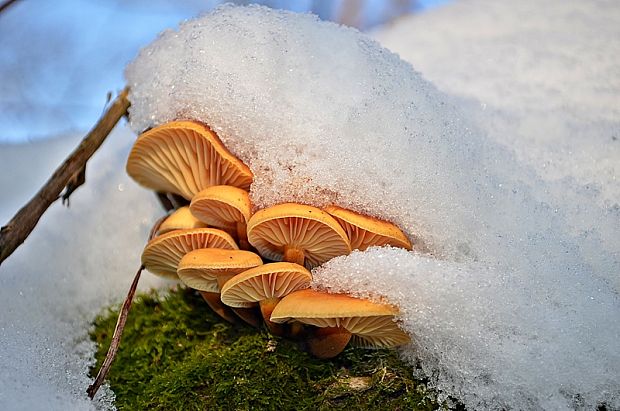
[289,321,306,339]
[216,274,236,290]
[236,221,250,250]
[259,297,284,336]
[199,291,238,324]
[231,307,262,328]
[215,275,261,327]
[307,326,352,359]
[283,246,305,266]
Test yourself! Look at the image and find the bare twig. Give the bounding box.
[0,0,20,15]
[86,215,167,399]
[0,88,130,266]
[86,264,144,399]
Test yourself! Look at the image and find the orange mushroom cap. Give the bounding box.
[189,185,253,249]
[270,289,411,348]
[220,262,312,308]
[190,185,252,229]
[126,121,253,199]
[156,206,208,236]
[177,248,263,292]
[246,203,351,269]
[323,205,412,251]
[141,228,238,279]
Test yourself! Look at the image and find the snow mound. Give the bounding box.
[375,0,620,207]
[126,5,620,410]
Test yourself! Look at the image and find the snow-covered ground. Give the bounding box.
[0,128,167,410]
[1,1,618,410]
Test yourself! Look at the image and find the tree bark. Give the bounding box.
[0,87,130,266]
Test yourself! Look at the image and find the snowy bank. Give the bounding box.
[0,127,166,410]
[0,1,618,410]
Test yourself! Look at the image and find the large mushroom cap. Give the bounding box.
[323,205,412,251]
[141,228,238,279]
[190,185,252,249]
[177,248,263,292]
[246,203,351,269]
[126,121,253,199]
[157,206,208,236]
[190,185,252,229]
[271,289,411,348]
[220,262,311,308]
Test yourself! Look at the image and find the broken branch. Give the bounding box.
[0,87,130,266]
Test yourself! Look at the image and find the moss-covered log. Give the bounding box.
[91,287,442,410]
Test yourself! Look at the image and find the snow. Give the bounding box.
[127,4,620,410]
[0,1,618,410]
[0,126,167,410]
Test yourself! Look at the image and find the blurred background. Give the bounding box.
[0,0,447,143]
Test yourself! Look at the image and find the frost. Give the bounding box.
[127,4,620,410]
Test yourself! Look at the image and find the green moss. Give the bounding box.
[91,287,441,410]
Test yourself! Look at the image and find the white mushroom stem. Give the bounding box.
[307,326,352,359]
[283,246,305,266]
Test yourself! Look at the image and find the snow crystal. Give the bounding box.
[125,4,620,410]
[0,126,167,410]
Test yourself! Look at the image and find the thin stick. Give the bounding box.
[87,264,144,399]
[86,214,167,399]
[0,0,20,15]
[0,88,130,266]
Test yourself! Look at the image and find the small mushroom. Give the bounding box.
[126,121,253,200]
[220,262,312,335]
[190,185,252,249]
[246,203,351,268]
[323,205,412,251]
[141,228,238,279]
[270,289,411,358]
[177,248,263,326]
[156,206,208,236]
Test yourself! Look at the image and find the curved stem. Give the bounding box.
[200,291,238,324]
[307,326,352,359]
[231,307,262,328]
[236,222,250,250]
[259,297,284,336]
[283,246,305,266]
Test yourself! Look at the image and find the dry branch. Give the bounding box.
[0,0,20,15]
[87,264,144,399]
[0,87,130,266]
[87,215,167,399]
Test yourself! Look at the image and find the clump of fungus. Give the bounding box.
[106,115,416,399]
[156,206,208,236]
[220,262,312,335]
[190,185,253,249]
[126,121,253,199]
[177,248,263,326]
[141,228,238,279]
[246,203,351,269]
[270,289,411,358]
[323,205,412,251]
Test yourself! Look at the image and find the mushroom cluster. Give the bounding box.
[127,120,413,358]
